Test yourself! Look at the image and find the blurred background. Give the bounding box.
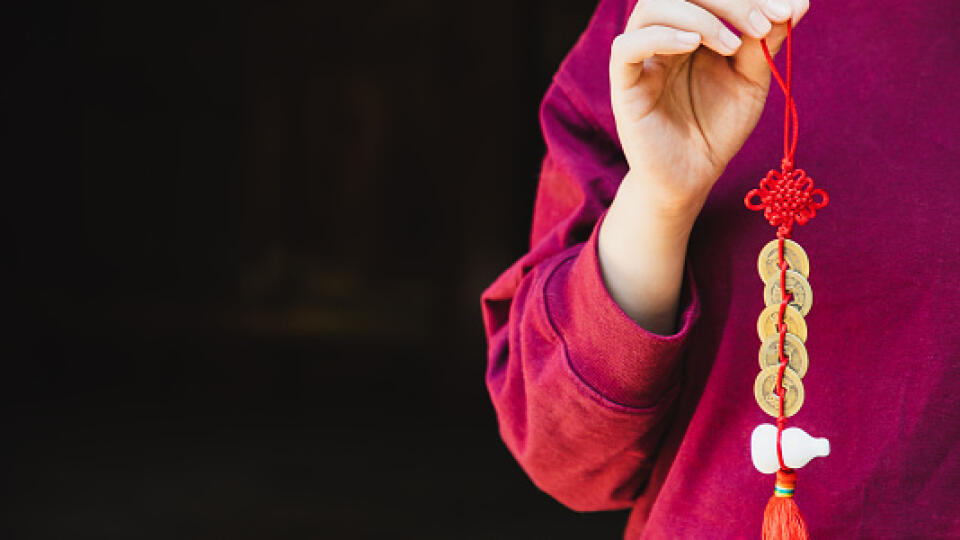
[2,1,629,538]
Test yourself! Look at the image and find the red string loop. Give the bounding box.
[745,189,765,210]
[810,188,828,208]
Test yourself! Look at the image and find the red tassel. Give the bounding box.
[762,470,810,540]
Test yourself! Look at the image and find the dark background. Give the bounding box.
[2,1,630,538]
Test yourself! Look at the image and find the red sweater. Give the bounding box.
[480,0,959,537]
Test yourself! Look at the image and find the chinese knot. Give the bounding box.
[744,157,829,239]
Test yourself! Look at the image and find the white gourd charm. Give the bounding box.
[751,424,830,475]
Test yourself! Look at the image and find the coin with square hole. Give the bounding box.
[758,238,810,283]
[759,332,809,378]
[757,304,808,343]
[754,365,805,418]
[764,269,813,317]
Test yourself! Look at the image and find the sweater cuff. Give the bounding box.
[543,212,700,409]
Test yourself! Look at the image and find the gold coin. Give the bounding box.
[758,332,809,378]
[757,304,808,343]
[754,365,805,418]
[757,239,810,283]
[764,269,813,317]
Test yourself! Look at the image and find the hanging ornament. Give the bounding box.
[743,19,831,540]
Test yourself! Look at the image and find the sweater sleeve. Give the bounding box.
[480,0,701,512]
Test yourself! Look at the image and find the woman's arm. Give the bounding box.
[482,0,804,510]
[481,1,700,509]
[481,80,700,510]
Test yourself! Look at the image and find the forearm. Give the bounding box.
[598,168,707,335]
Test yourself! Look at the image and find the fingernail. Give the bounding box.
[676,30,701,45]
[749,8,772,36]
[720,28,742,52]
[765,0,792,19]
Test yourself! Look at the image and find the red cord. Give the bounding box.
[743,20,831,472]
[744,21,829,240]
[762,23,798,165]
[776,240,790,470]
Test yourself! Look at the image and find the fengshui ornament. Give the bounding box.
[743,20,831,540]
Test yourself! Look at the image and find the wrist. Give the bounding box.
[597,172,701,334]
[615,169,707,239]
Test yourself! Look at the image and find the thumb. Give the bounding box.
[733,0,810,89]
[732,22,790,88]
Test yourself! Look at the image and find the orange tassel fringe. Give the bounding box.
[762,470,810,540]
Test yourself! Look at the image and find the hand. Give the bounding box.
[610,0,810,215]
[597,0,809,334]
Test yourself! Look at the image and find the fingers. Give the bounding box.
[732,0,810,86]
[616,0,813,89]
[610,25,702,89]
[690,0,795,40]
[626,0,743,56]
